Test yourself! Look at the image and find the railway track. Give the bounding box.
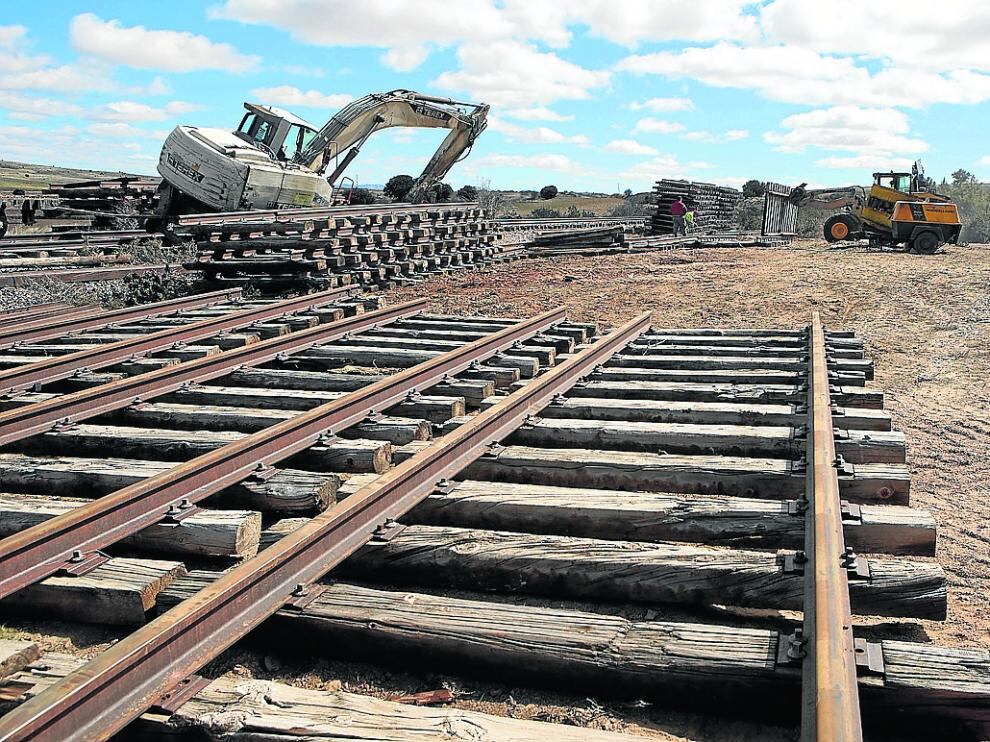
[0,300,986,740]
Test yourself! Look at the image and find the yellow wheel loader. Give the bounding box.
[788,163,962,254]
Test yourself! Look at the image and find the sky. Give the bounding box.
[2,1,990,193]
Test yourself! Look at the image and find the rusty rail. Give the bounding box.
[0,302,557,600]
[0,288,241,349]
[0,286,356,395]
[801,310,864,741]
[0,304,102,328]
[0,309,649,742]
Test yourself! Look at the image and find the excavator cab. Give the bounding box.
[234,104,319,164]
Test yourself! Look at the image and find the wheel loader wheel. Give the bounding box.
[911,231,940,254]
[824,214,854,243]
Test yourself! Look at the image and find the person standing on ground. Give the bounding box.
[684,209,695,233]
[670,196,688,236]
[0,203,8,238]
[20,199,32,226]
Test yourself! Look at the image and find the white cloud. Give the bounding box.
[604,139,659,155]
[629,97,694,112]
[435,40,609,107]
[0,124,154,174]
[682,129,749,143]
[249,86,352,110]
[503,107,573,122]
[615,42,990,108]
[632,118,686,135]
[763,106,928,157]
[474,152,587,173]
[214,0,513,69]
[0,25,27,48]
[69,13,260,73]
[87,122,161,139]
[489,117,590,146]
[91,100,201,123]
[815,154,917,170]
[979,156,990,166]
[762,0,990,73]
[0,91,81,121]
[619,154,714,186]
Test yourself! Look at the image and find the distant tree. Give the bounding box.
[347,187,376,205]
[456,184,478,201]
[383,174,415,201]
[951,169,976,186]
[623,188,633,197]
[476,179,505,216]
[432,182,455,202]
[742,179,766,198]
[539,185,558,200]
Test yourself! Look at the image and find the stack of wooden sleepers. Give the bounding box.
[651,178,741,234]
[176,202,508,291]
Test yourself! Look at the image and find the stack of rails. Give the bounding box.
[498,216,649,233]
[176,202,505,291]
[0,298,986,741]
[46,177,161,214]
[527,225,629,255]
[651,178,742,234]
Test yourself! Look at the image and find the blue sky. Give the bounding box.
[2,1,990,192]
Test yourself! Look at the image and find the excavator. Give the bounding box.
[154,89,489,219]
[787,162,962,253]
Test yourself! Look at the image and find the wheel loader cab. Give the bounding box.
[873,172,914,193]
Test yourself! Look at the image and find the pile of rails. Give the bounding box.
[498,216,649,233]
[528,225,628,255]
[0,298,986,741]
[46,177,160,215]
[651,179,741,234]
[0,229,166,287]
[177,202,509,291]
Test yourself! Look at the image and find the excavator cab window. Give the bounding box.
[236,112,277,148]
[280,124,318,162]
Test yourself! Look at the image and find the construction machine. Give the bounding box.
[788,162,962,253]
[155,89,489,219]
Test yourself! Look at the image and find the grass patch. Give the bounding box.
[507,195,628,216]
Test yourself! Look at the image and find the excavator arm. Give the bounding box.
[297,89,489,201]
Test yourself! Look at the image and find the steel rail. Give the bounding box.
[0,265,169,287]
[0,309,648,742]
[801,310,864,742]
[0,294,413,449]
[0,304,103,329]
[0,288,242,349]
[0,286,356,396]
[0,300,550,599]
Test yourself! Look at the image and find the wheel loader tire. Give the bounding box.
[824,214,858,243]
[911,230,940,254]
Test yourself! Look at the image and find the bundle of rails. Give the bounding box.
[498,216,649,232]
[652,178,742,235]
[177,201,514,291]
[0,294,986,741]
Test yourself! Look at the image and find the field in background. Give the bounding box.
[506,194,628,215]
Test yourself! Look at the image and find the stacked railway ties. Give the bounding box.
[0,201,785,289]
[0,284,985,741]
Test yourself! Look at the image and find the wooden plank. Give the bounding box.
[462,445,911,504]
[0,493,262,558]
[15,424,392,474]
[506,418,905,464]
[592,366,867,387]
[406,480,936,556]
[104,402,431,444]
[567,380,883,408]
[535,396,891,430]
[0,453,336,514]
[154,578,985,730]
[167,384,465,422]
[0,641,40,681]
[337,525,944,619]
[609,353,873,379]
[0,557,185,625]
[0,654,653,741]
